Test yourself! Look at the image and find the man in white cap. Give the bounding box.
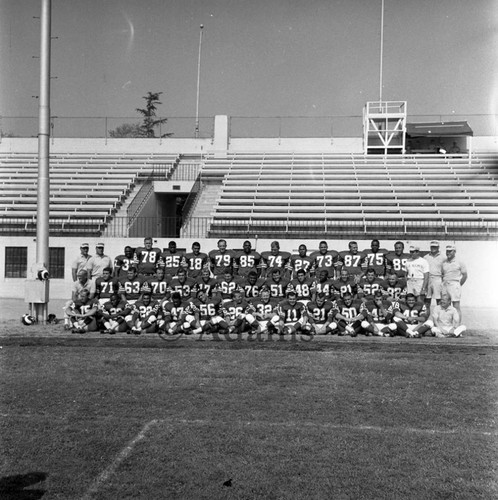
[404,245,429,302]
[441,244,467,321]
[424,241,445,308]
[71,243,92,282]
[85,242,113,280]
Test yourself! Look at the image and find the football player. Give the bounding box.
[134,237,162,278]
[186,290,229,335]
[99,294,131,334]
[264,267,290,300]
[311,269,334,301]
[362,239,388,279]
[358,268,385,302]
[167,268,197,300]
[159,292,190,335]
[159,240,187,277]
[331,268,359,300]
[337,241,366,278]
[119,266,144,305]
[288,268,314,304]
[276,291,308,336]
[65,289,99,334]
[208,239,235,277]
[195,268,218,297]
[127,291,160,335]
[288,244,314,278]
[392,293,431,338]
[149,267,170,301]
[215,267,245,302]
[249,289,279,334]
[233,240,262,277]
[385,241,410,278]
[360,290,397,336]
[95,267,119,307]
[333,291,365,336]
[260,241,291,278]
[222,290,255,334]
[381,272,407,301]
[310,241,341,279]
[113,245,135,280]
[184,241,209,278]
[306,292,337,335]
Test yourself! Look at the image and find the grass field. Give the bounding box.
[1,332,498,499]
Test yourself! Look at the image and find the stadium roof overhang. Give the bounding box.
[406,121,473,137]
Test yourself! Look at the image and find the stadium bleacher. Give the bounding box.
[201,152,498,238]
[0,152,179,235]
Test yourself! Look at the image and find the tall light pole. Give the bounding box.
[195,24,204,139]
[379,0,385,103]
[34,0,51,322]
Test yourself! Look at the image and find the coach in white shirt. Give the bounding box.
[424,240,445,307]
[405,245,429,301]
[442,244,467,321]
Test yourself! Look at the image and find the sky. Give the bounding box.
[1,0,497,135]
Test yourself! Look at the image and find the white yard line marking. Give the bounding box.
[3,412,496,437]
[80,419,159,500]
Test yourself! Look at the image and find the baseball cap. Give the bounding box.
[446,244,456,251]
[409,245,420,252]
[430,241,440,247]
[96,242,105,248]
[80,243,89,249]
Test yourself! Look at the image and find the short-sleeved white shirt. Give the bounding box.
[442,258,466,282]
[424,252,444,278]
[405,257,429,280]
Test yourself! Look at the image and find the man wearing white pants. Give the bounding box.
[441,244,467,322]
[405,245,429,302]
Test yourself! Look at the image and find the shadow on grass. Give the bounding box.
[0,472,48,500]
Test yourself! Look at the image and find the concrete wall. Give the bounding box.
[0,236,496,308]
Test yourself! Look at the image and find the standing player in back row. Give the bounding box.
[209,239,235,277]
[385,241,409,278]
[362,239,388,279]
[260,241,291,278]
[310,241,341,279]
[134,237,162,278]
[338,241,366,279]
[233,240,262,277]
[184,241,209,278]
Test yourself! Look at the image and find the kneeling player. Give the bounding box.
[127,292,160,334]
[392,293,431,338]
[333,291,365,336]
[276,291,308,336]
[360,290,397,336]
[65,289,99,334]
[100,294,132,334]
[306,292,337,335]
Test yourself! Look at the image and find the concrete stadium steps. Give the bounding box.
[201,152,498,237]
[0,151,179,234]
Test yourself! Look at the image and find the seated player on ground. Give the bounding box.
[360,290,397,337]
[158,292,190,336]
[426,294,466,338]
[222,290,256,335]
[333,291,365,337]
[276,291,308,336]
[64,289,99,334]
[306,292,337,335]
[126,290,160,335]
[186,290,229,335]
[392,293,431,338]
[99,294,132,334]
[248,288,279,334]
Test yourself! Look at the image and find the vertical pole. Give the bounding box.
[195,24,204,138]
[379,0,385,103]
[36,0,51,323]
